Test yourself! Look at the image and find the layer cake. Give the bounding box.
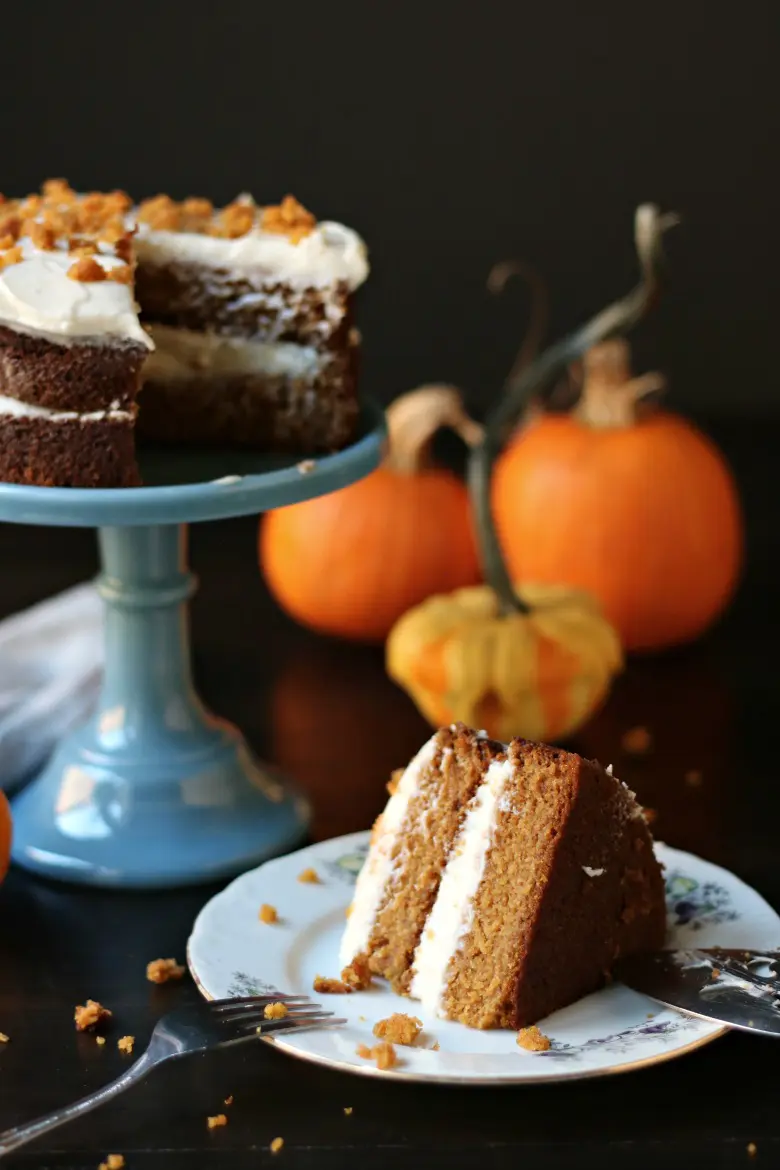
[340,724,666,1029]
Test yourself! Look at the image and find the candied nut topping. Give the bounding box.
[341,956,373,991]
[136,194,182,231]
[146,957,185,984]
[207,1113,228,1129]
[109,264,134,285]
[516,1025,551,1052]
[74,999,112,1032]
[263,1002,289,1020]
[313,974,352,994]
[297,866,320,883]
[216,199,255,240]
[261,194,316,243]
[373,1013,422,1046]
[259,903,278,924]
[28,222,56,250]
[68,257,106,282]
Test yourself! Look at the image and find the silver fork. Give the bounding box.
[0,994,345,1157]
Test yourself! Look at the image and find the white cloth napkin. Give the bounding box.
[0,583,103,792]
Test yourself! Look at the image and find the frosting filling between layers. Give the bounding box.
[142,325,329,383]
[0,393,131,422]
[339,735,439,968]
[0,240,152,348]
[409,757,514,1016]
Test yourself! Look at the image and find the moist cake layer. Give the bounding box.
[0,410,138,487]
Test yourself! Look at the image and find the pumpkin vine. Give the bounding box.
[469,203,679,617]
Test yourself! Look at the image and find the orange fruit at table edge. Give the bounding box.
[0,790,11,885]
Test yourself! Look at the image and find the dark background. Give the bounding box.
[2,0,776,418]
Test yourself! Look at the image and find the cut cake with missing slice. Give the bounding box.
[340,724,666,1029]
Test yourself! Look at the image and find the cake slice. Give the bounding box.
[133,192,368,452]
[0,181,152,487]
[341,726,666,1029]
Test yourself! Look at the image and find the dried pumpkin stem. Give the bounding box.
[385,385,483,474]
[487,258,550,390]
[469,204,678,617]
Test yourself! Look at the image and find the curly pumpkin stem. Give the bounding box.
[573,339,665,428]
[469,203,679,618]
[487,258,550,391]
[385,384,483,474]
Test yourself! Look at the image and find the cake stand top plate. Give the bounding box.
[0,400,385,528]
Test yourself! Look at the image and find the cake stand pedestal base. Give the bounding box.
[10,524,310,888]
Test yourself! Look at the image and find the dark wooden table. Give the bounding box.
[1,417,778,1169]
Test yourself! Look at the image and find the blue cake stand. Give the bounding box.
[0,402,385,889]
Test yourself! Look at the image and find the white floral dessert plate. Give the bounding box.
[187,831,780,1084]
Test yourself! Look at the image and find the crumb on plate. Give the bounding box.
[207,1114,228,1130]
[259,903,278,925]
[313,974,351,994]
[117,1035,134,1054]
[373,1013,422,1046]
[341,955,373,990]
[0,1033,8,1044]
[74,1000,112,1032]
[344,1106,353,1115]
[516,1026,551,1052]
[264,1002,289,1020]
[270,1136,284,1153]
[747,1142,757,1157]
[98,1156,125,1170]
[224,1095,234,1106]
[356,1041,398,1070]
[146,958,185,984]
[297,867,320,884]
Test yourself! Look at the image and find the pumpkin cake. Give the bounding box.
[0,181,368,487]
[340,724,666,1028]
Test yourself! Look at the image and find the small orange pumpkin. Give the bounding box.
[261,386,483,643]
[0,790,11,885]
[492,340,743,652]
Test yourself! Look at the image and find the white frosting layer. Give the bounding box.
[339,735,438,968]
[134,218,368,291]
[143,325,328,383]
[0,239,151,348]
[410,757,513,1017]
[0,393,131,422]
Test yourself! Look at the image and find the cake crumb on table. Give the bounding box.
[341,955,373,990]
[373,1013,422,1046]
[516,1026,551,1052]
[344,1107,353,1116]
[270,1136,284,1154]
[0,1033,8,1044]
[747,1142,757,1157]
[259,904,278,925]
[264,1002,289,1020]
[74,1000,112,1032]
[207,1114,228,1130]
[96,1035,106,1046]
[297,867,320,884]
[685,769,703,787]
[117,1035,134,1054]
[224,1095,234,1106]
[621,726,652,755]
[430,1041,440,1051]
[296,460,316,475]
[146,958,185,984]
[313,975,352,994]
[98,1156,125,1170]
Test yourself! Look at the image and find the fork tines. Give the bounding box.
[210,993,345,1036]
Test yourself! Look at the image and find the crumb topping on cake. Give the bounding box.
[373,1013,423,1046]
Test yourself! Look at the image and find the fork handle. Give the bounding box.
[0,1052,153,1157]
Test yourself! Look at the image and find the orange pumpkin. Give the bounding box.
[0,790,11,885]
[261,386,483,643]
[492,339,743,652]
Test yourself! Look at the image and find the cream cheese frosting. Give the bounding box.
[133,218,369,291]
[0,393,131,421]
[0,239,152,348]
[142,325,329,382]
